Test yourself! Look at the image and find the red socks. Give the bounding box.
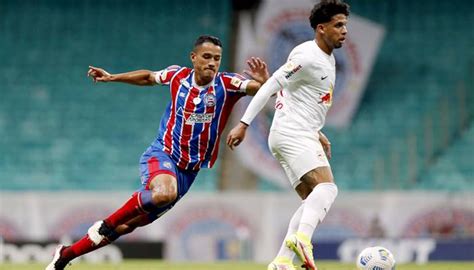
[60,191,156,262]
[104,191,154,228]
[61,236,110,261]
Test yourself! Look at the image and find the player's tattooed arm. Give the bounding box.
[319,131,332,160]
[244,57,270,96]
[88,66,157,86]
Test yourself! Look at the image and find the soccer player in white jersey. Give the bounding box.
[226,1,349,269]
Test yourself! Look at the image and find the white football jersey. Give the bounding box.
[271,40,336,133]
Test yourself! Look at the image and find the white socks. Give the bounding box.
[275,182,338,261]
[276,202,304,259]
[298,182,338,237]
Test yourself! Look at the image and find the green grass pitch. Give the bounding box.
[2,260,474,270]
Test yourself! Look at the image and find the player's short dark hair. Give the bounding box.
[194,35,222,49]
[309,0,350,29]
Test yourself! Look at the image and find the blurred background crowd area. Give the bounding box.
[0,0,473,192]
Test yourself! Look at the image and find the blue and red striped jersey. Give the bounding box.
[151,65,250,170]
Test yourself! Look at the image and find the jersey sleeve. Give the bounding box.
[272,49,310,88]
[221,72,250,95]
[153,65,182,85]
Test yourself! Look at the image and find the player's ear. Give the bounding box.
[317,24,325,35]
[190,51,196,64]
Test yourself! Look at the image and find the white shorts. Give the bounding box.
[268,130,330,188]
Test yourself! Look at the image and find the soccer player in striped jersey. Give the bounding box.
[46,35,269,270]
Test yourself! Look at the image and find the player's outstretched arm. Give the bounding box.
[243,57,270,96]
[87,66,157,86]
[226,76,281,150]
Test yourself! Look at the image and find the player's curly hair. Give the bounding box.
[194,35,222,49]
[309,0,350,29]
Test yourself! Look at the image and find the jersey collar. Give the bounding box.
[192,72,215,90]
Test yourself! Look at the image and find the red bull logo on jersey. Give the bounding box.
[318,83,334,105]
[318,92,332,104]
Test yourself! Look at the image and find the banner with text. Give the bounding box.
[1,192,472,263]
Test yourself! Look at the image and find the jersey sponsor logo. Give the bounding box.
[185,113,213,124]
[204,93,216,107]
[230,77,242,88]
[284,63,302,79]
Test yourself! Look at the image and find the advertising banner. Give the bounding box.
[1,191,473,263]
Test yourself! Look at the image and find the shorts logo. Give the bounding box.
[204,93,216,107]
[163,162,172,169]
[317,152,327,161]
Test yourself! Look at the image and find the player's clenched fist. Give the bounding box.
[87,66,112,82]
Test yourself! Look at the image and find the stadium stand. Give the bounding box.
[325,0,474,190]
[0,0,230,190]
[1,0,472,191]
[422,124,474,190]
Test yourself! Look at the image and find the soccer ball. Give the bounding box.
[356,246,396,270]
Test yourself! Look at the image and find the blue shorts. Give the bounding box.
[138,146,198,222]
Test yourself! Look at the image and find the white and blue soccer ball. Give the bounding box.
[356,246,396,270]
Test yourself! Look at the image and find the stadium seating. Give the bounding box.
[0,0,231,190]
[323,0,474,190]
[1,0,472,191]
[421,124,474,190]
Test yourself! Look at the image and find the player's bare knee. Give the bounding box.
[151,186,177,206]
[149,176,178,206]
